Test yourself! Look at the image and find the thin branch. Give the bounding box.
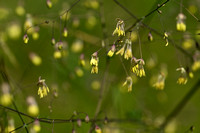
[10,121,34,133]
[160,79,200,129]
[113,0,192,60]
[60,0,80,17]
[0,59,29,132]
[0,104,145,124]
[0,104,35,120]
[12,102,29,133]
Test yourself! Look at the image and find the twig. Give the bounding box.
[113,0,192,59]
[12,102,29,133]
[0,104,145,124]
[9,121,34,133]
[160,79,200,129]
[0,59,29,133]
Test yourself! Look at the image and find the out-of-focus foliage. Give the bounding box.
[0,0,200,133]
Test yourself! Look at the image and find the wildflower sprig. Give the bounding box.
[37,76,50,98]
[116,39,133,60]
[176,67,188,85]
[163,32,169,46]
[153,73,166,90]
[112,19,125,36]
[176,13,186,32]
[123,76,133,92]
[107,44,116,57]
[90,52,99,74]
[131,57,146,77]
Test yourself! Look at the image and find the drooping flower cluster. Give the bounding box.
[116,39,133,60]
[29,52,42,66]
[176,67,187,85]
[176,13,186,32]
[30,120,41,133]
[37,76,50,98]
[5,118,15,133]
[63,27,68,37]
[153,73,166,90]
[123,76,133,92]
[0,83,12,106]
[27,96,39,116]
[112,19,125,36]
[79,54,86,67]
[23,34,29,44]
[46,0,53,8]
[131,58,146,77]
[95,125,102,133]
[163,32,169,46]
[192,51,200,71]
[90,52,99,74]
[107,44,116,57]
[148,32,153,42]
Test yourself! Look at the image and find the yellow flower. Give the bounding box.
[182,38,195,50]
[37,77,50,98]
[79,54,86,67]
[177,22,186,32]
[153,73,165,90]
[107,44,116,57]
[51,38,56,45]
[46,0,52,8]
[33,120,41,132]
[95,126,102,133]
[63,27,68,37]
[90,52,99,74]
[7,23,21,40]
[123,76,133,92]
[124,40,132,60]
[56,41,63,50]
[189,72,194,78]
[27,96,39,116]
[116,39,132,59]
[0,83,12,106]
[130,31,138,42]
[54,50,62,59]
[148,32,153,41]
[90,57,98,66]
[91,80,101,90]
[86,15,97,28]
[0,93,12,106]
[91,66,98,74]
[29,52,42,66]
[112,19,125,36]
[192,60,200,71]
[75,67,84,77]
[146,56,157,69]
[32,31,39,40]
[71,40,84,53]
[80,59,85,67]
[5,119,15,133]
[15,5,25,16]
[28,104,39,116]
[23,34,29,44]
[176,67,187,85]
[24,14,34,34]
[132,58,145,77]
[163,32,169,46]
[176,13,186,32]
[177,76,187,84]
[84,0,99,9]
[116,44,125,56]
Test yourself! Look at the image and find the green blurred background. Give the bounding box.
[0,0,200,132]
